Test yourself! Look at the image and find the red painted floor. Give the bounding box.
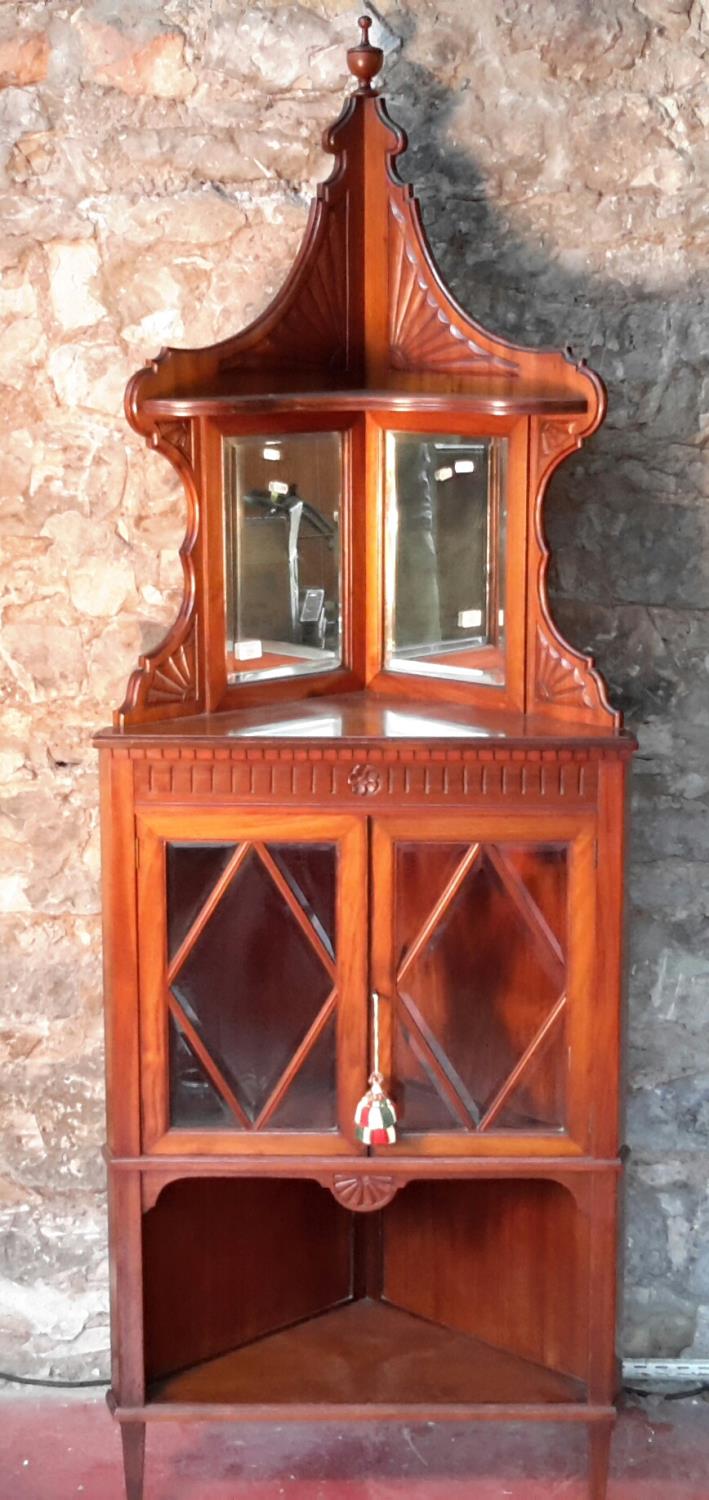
[0,1393,708,1498]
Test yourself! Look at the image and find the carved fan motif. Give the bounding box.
[220,197,350,373]
[389,204,518,376]
[535,627,597,711]
[117,32,613,732]
[330,1175,399,1212]
[145,629,197,707]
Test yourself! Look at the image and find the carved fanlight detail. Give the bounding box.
[144,629,197,708]
[218,199,351,376]
[388,204,518,376]
[330,1174,400,1212]
[535,626,598,711]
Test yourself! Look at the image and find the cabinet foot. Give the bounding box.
[588,1419,613,1500]
[121,1422,146,1500]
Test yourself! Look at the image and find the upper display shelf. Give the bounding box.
[140,390,591,418]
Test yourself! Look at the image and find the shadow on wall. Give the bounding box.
[360,2,709,1361]
[375,3,708,727]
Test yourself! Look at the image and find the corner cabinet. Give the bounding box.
[96,20,635,1500]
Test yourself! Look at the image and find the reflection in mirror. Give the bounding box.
[385,433,507,685]
[224,432,342,683]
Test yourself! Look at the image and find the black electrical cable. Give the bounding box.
[623,1382,709,1401]
[0,1370,108,1389]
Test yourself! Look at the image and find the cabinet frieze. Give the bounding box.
[112,741,632,805]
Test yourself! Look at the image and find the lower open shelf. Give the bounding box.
[138,1174,598,1418]
[149,1297,585,1409]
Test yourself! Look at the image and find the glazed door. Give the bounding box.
[137,809,367,1156]
[370,814,596,1156]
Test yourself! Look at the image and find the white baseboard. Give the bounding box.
[623,1358,709,1384]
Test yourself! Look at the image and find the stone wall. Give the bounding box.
[0,0,706,1377]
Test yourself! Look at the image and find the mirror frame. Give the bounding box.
[223,428,345,688]
[202,411,367,712]
[196,405,528,716]
[382,429,507,686]
[365,410,528,715]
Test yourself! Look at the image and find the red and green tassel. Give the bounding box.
[355,1072,397,1145]
[354,991,397,1145]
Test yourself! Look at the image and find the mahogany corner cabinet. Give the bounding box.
[96,20,635,1500]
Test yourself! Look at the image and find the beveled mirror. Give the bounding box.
[384,432,507,686]
[224,431,342,684]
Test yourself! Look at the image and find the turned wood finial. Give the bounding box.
[347,15,383,92]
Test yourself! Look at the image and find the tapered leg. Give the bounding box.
[588,1419,613,1500]
[121,1422,146,1500]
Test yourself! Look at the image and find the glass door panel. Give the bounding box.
[138,812,366,1155]
[371,819,590,1152]
[169,843,335,1127]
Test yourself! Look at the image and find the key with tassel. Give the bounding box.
[354,990,397,1145]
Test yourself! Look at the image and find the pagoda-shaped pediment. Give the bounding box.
[126,20,601,420]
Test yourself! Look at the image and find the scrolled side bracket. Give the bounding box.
[527,364,620,729]
[114,406,201,730]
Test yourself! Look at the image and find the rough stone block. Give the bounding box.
[0,31,49,90]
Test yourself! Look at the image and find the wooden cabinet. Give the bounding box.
[96,21,635,1500]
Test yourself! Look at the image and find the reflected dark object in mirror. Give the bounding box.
[224,433,342,684]
[240,485,335,647]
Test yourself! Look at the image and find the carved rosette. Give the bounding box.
[329,1175,400,1212]
[347,764,382,797]
[128,742,614,804]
